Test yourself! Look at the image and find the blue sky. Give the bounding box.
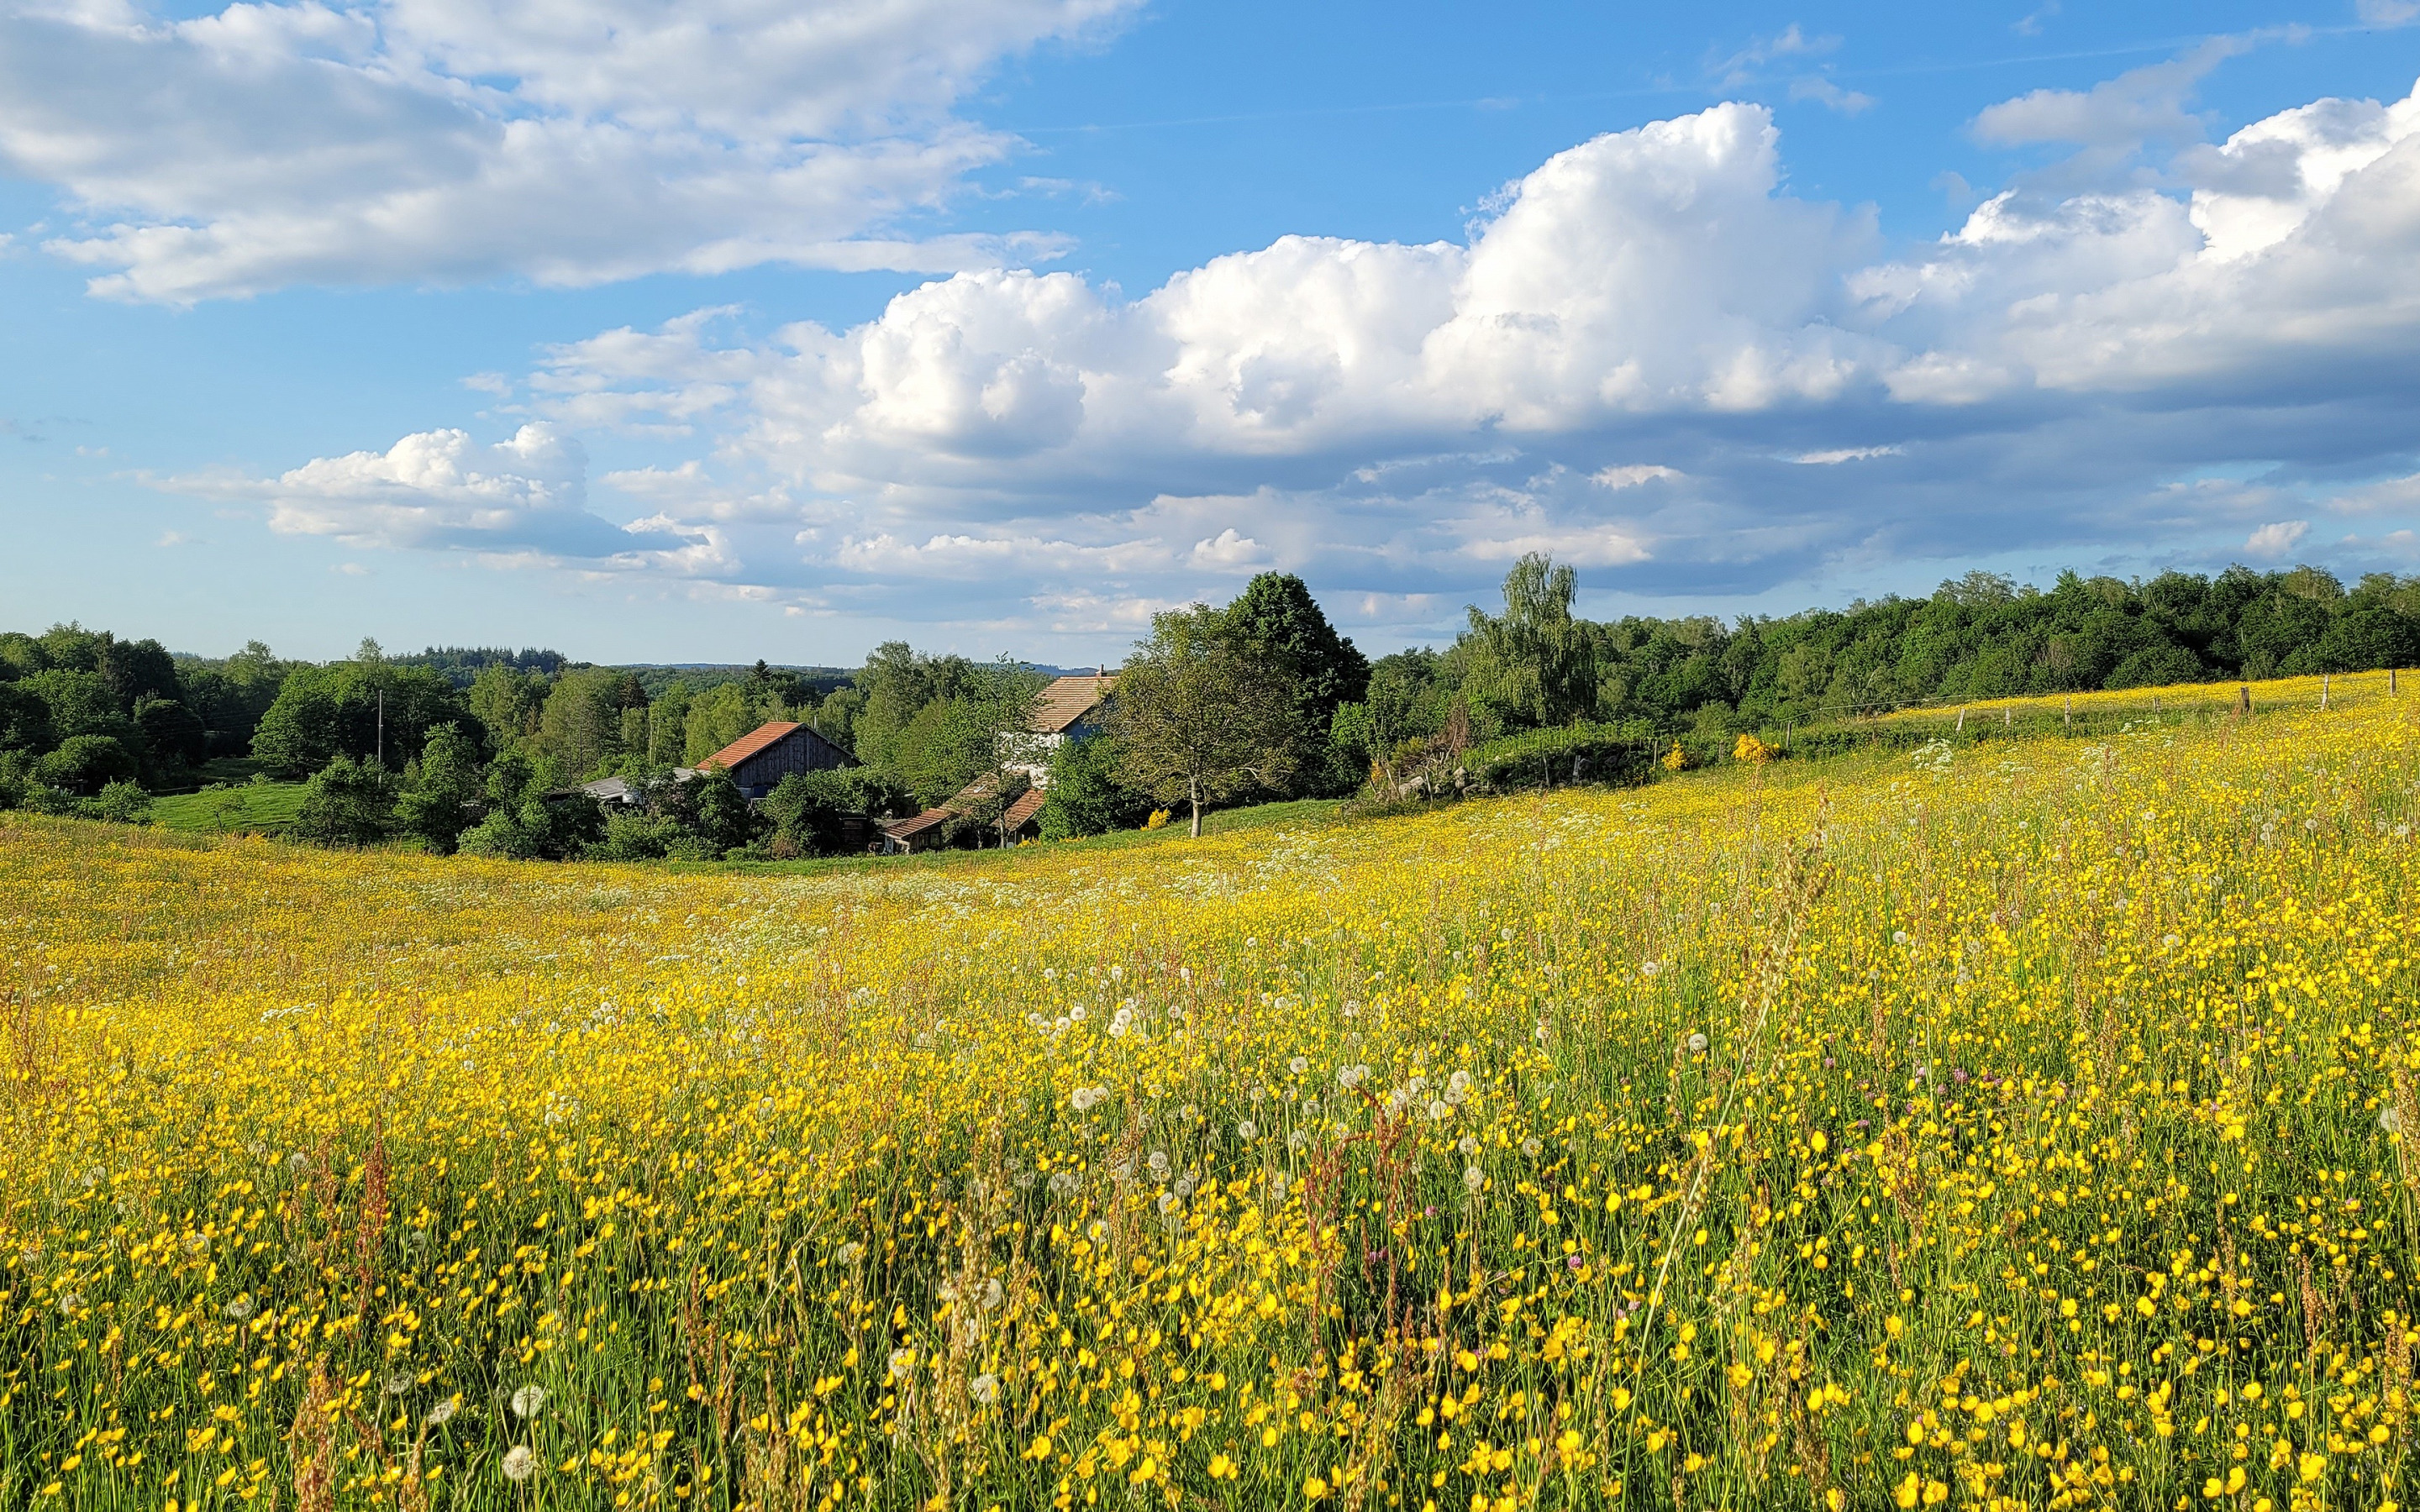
[3,0,2418,665]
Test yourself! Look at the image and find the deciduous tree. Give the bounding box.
[1110,606,1294,837]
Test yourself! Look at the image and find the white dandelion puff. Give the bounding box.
[835,1242,863,1266]
[971,1373,1000,1406]
[383,1368,414,1396]
[224,1295,258,1321]
[424,1398,459,1427]
[1463,1166,1485,1193]
[1686,1032,1709,1054]
[511,1384,549,1418]
[502,1445,538,1482]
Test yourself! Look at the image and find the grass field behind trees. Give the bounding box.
[3,674,2415,1509]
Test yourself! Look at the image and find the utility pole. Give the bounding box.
[377,689,385,768]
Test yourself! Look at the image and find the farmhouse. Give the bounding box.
[692,720,854,799]
[879,674,1110,853]
[1005,672,1116,787]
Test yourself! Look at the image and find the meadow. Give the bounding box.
[3,675,2417,1511]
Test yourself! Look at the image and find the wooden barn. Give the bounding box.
[692,721,854,799]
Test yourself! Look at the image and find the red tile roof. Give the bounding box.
[698,722,801,773]
[881,807,954,840]
[1003,789,1046,829]
[1031,674,1116,735]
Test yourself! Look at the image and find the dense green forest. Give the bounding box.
[3,559,2416,855]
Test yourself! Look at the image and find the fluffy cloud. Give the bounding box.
[178,423,706,565]
[2245,520,2312,557]
[237,70,2420,642]
[0,0,1134,300]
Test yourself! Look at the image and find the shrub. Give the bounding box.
[91,780,153,824]
[1460,721,1658,794]
[1038,732,1153,839]
[35,733,138,794]
[292,755,397,847]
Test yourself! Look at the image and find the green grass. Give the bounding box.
[149,780,307,835]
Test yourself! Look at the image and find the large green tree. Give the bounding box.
[1221,572,1370,796]
[1456,554,1598,735]
[394,724,487,853]
[253,661,471,777]
[1109,606,1295,837]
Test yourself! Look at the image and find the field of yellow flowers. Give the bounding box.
[4,676,2417,1512]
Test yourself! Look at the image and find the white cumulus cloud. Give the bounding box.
[204,67,2420,642]
[2245,520,2312,557]
[0,0,1136,301]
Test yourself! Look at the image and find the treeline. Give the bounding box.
[3,559,2416,850]
[1342,561,2420,758]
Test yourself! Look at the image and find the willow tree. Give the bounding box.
[1110,606,1295,837]
[1459,553,1597,733]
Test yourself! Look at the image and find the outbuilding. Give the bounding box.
[692,721,854,799]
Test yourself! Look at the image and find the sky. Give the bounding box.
[3,1,2419,666]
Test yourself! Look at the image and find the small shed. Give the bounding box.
[878,806,956,854]
[693,722,853,799]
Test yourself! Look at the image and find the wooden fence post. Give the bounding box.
[2003,707,2012,731]
[1956,706,1966,733]
[2238,685,2252,716]
[2321,673,2331,711]
[2064,693,2072,728]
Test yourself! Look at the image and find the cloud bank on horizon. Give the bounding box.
[10,1,2420,644]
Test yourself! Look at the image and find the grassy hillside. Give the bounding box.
[2,680,2416,1508]
[149,778,307,835]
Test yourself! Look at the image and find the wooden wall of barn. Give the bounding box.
[732,727,852,791]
